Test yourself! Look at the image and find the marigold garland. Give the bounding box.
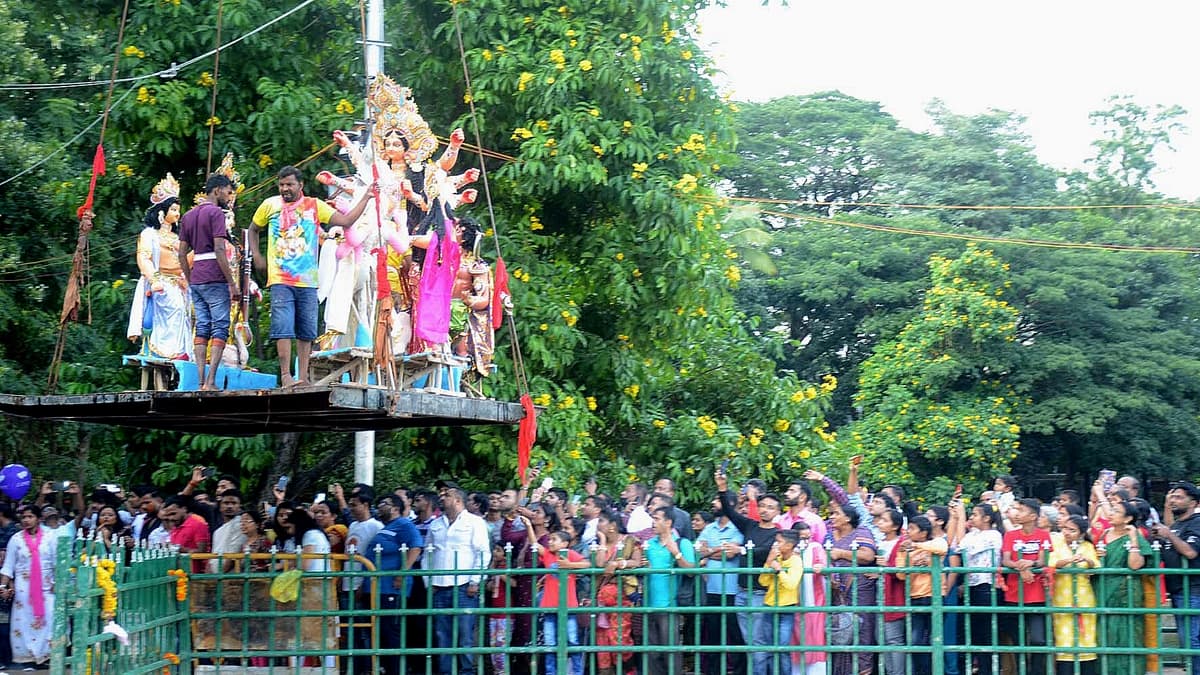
[167,569,189,601]
[95,559,118,620]
[162,651,180,674]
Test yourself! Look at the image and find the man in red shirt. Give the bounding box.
[1000,497,1051,675]
[160,496,212,572]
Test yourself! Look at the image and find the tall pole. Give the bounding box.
[354,0,386,488]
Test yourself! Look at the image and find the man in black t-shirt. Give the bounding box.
[1151,481,1200,675]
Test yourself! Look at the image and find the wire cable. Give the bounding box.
[0,0,321,91]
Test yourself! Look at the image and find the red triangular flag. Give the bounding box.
[77,144,106,219]
[517,393,537,484]
[492,256,510,330]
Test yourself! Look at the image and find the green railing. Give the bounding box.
[50,537,1200,675]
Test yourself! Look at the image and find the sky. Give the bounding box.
[698,1,1200,200]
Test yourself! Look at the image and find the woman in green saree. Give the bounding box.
[1098,500,1151,675]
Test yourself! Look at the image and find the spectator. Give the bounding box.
[0,505,56,670]
[161,495,211,571]
[1048,515,1099,675]
[653,477,695,541]
[1000,498,1051,675]
[311,500,337,531]
[993,475,1017,517]
[498,489,537,675]
[237,510,273,571]
[134,489,165,544]
[758,528,802,675]
[484,491,504,545]
[790,520,829,675]
[952,501,1004,675]
[578,495,605,550]
[878,509,907,675]
[1098,500,1152,675]
[827,500,879,675]
[1151,481,1200,675]
[1057,489,1081,507]
[594,509,642,675]
[927,504,963,675]
[696,495,747,675]
[0,504,14,669]
[368,495,423,675]
[529,529,589,675]
[485,540,513,675]
[425,486,491,674]
[281,508,330,572]
[691,509,713,537]
[778,478,827,544]
[898,516,948,675]
[619,482,652,537]
[644,505,697,675]
[210,489,247,572]
[714,469,779,675]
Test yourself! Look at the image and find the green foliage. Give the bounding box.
[842,246,1024,501]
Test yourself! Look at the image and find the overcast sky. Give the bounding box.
[698,1,1200,200]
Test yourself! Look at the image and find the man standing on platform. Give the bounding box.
[179,173,238,391]
[249,166,373,387]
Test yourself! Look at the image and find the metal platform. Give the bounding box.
[0,384,525,435]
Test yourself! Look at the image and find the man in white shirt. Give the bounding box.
[208,489,247,572]
[425,485,491,675]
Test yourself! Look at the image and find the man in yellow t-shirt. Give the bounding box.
[249,166,373,386]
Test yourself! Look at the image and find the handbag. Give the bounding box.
[829,578,859,645]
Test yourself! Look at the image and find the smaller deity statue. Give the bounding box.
[127,173,192,360]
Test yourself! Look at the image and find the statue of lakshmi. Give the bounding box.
[126,173,192,360]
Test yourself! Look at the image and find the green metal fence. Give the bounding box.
[49,537,1200,675]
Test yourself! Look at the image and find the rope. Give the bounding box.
[450,0,530,396]
[204,0,227,174]
[762,208,1200,254]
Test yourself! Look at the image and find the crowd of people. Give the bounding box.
[3,461,1200,675]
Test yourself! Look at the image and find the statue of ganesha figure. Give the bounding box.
[316,74,478,352]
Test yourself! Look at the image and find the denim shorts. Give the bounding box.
[191,282,231,341]
[269,284,318,341]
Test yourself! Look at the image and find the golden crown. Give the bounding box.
[368,74,437,165]
[149,173,180,205]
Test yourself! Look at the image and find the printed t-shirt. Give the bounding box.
[1165,513,1200,595]
[179,202,229,285]
[1001,528,1052,603]
[538,547,585,608]
[251,196,335,288]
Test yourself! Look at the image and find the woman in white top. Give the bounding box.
[951,501,1005,675]
[283,509,331,572]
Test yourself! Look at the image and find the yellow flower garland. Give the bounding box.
[167,569,189,602]
[96,559,118,620]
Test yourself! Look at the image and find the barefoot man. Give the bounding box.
[249,166,373,387]
[179,173,239,390]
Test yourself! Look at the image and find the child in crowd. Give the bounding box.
[538,530,590,675]
[759,529,803,675]
[486,541,513,675]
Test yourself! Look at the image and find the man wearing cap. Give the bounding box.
[1151,481,1200,674]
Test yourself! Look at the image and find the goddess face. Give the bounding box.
[382,132,413,166]
[162,202,181,226]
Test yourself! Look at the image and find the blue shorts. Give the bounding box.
[268,284,318,341]
[191,282,231,341]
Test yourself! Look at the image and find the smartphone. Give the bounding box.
[954,483,963,497]
[100,483,122,494]
[1099,469,1116,493]
[59,480,70,491]
[315,492,327,504]
[534,460,546,472]
[276,475,290,491]
[201,467,216,480]
[541,477,554,490]
[720,459,730,474]
[571,494,581,505]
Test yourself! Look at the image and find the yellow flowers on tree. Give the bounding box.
[842,245,1025,502]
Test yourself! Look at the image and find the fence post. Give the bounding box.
[49,535,72,675]
[931,553,945,675]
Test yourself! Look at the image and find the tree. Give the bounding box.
[843,246,1024,500]
[1078,95,1187,205]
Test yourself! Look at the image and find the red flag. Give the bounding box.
[492,256,510,330]
[77,144,106,219]
[517,393,537,484]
